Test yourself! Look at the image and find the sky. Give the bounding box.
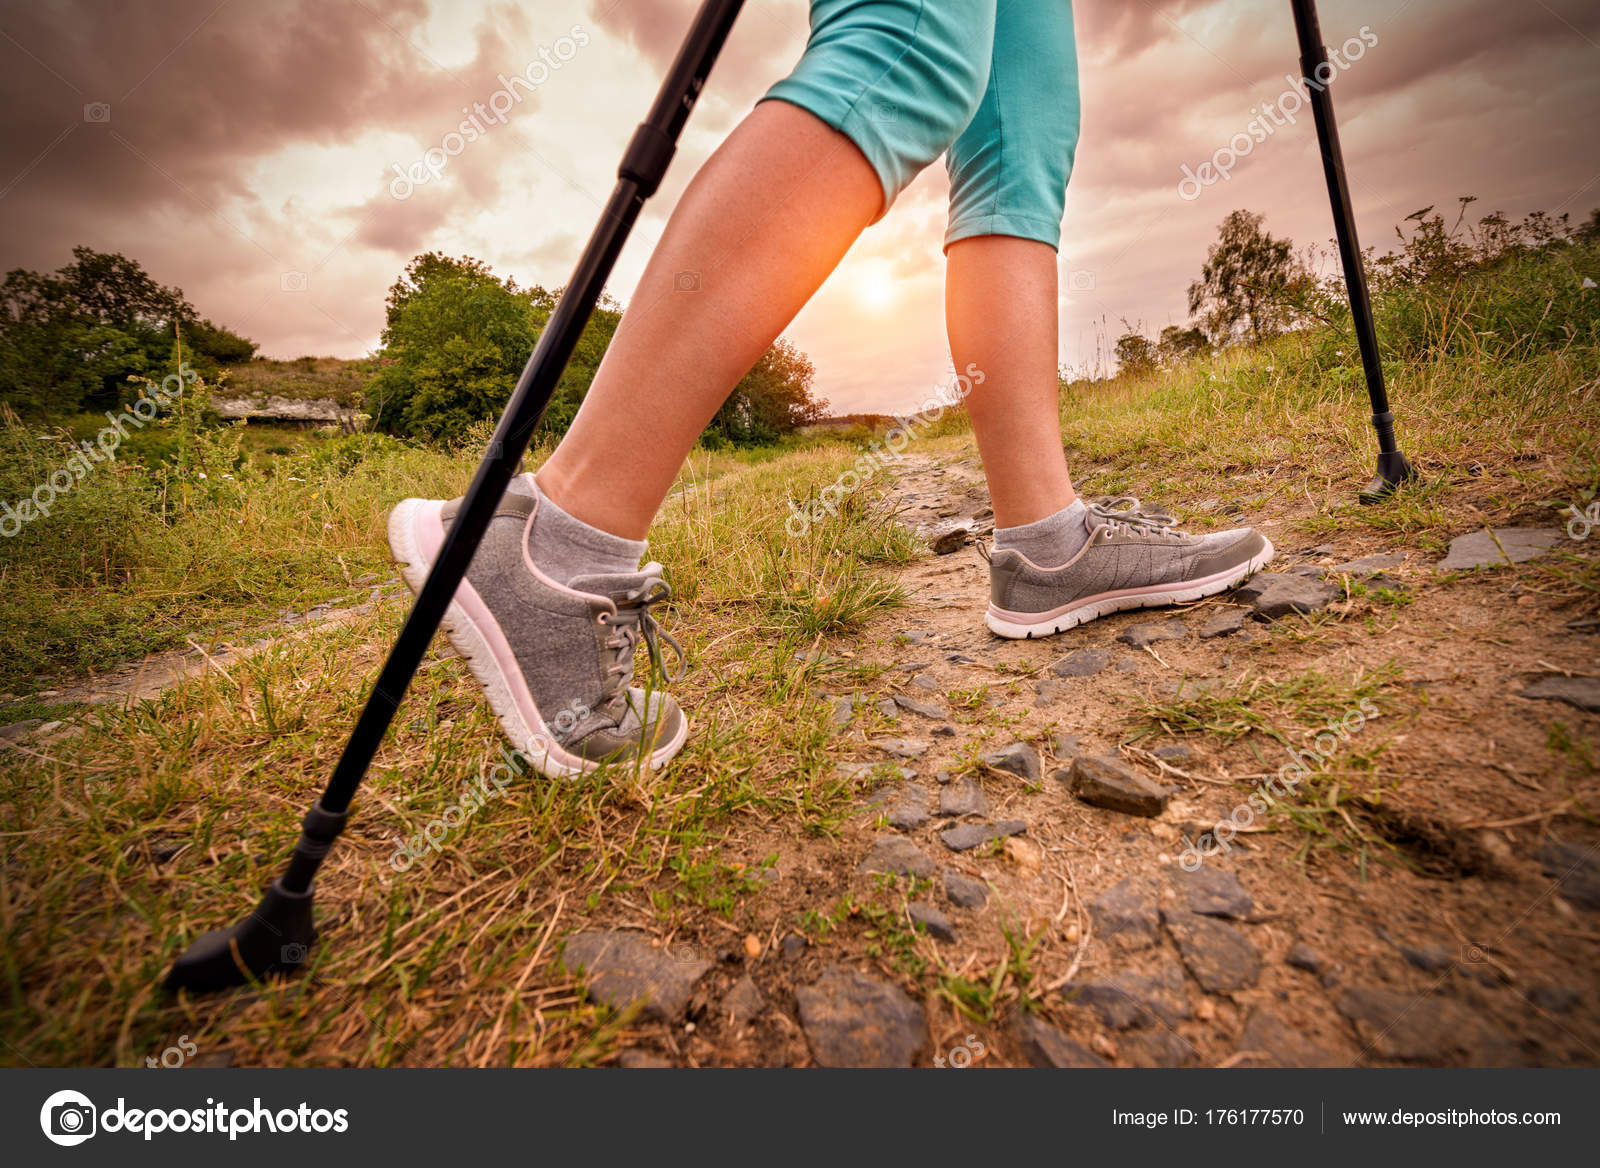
[1,0,1597,415]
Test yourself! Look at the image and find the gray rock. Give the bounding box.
[875,737,930,759]
[1089,878,1160,949]
[887,802,930,830]
[1236,1008,1338,1068]
[1051,648,1111,678]
[911,673,940,692]
[0,718,42,741]
[1125,1029,1199,1067]
[1534,840,1600,910]
[1062,963,1192,1030]
[892,694,946,719]
[908,901,957,942]
[1152,743,1192,764]
[931,526,971,555]
[1400,944,1454,972]
[875,698,899,720]
[981,742,1042,784]
[561,931,712,1021]
[945,652,978,664]
[1285,943,1324,974]
[1521,676,1600,715]
[931,725,957,738]
[934,769,954,785]
[1527,984,1581,1013]
[1162,908,1261,992]
[781,934,808,961]
[1236,573,1336,618]
[1116,620,1188,649]
[898,629,933,645]
[1333,552,1407,575]
[797,966,927,1067]
[943,870,988,908]
[723,976,765,1027]
[845,762,917,785]
[940,819,1027,852]
[859,835,937,878]
[829,697,855,726]
[939,776,989,818]
[1015,1014,1109,1067]
[1052,732,1082,760]
[1035,679,1069,705]
[1437,527,1562,571]
[1063,756,1173,817]
[1199,608,1247,639]
[1115,658,1140,673]
[1336,988,1470,1061]
[1179,867,1253,919]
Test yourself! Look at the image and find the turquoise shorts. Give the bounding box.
[761,0,1080,251]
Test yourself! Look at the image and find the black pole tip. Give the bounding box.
[1358,449,1416,505]
[164,879,317,995]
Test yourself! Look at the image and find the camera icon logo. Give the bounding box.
[39,1089,97,1146]
[1068,269,1096,291]
[673,270,700,292]
[281,942,309,964]
[83,103,111,123]
[280,271,309,293]
[872,101,898,123]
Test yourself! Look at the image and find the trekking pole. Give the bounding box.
[165,0,746,994]
[1290,0,1414,503]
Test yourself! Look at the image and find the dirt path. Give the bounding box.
[584,449,1600,1068]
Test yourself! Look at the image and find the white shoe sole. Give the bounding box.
[985,538,1276,640]
[386,497,689,779]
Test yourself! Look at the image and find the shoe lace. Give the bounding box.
[1088,496,1185,540]
[598,577,686,706]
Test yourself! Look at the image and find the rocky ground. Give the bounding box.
[556,452,1600,1068]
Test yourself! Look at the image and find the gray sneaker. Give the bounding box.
[984,497,1274,639]
[387,490,688,778]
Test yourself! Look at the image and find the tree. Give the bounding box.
[1157,325,1209,366]
[1187,211,1300,344]
[1114,331,1158,378]
[705,338,825,446]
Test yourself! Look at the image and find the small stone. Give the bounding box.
[981,742,1042,784]
[724,976,765,1027]
[1089,878,1160,949]
[1115,658,1140,673]
[830,697,854,726]
[945,652,978,665]
[743,934,762,959]
[1436,527,1562,571]
[1052,732,1082,759]
[1527,985,1580,1013]
[1199,608,1247,639]
[1179,867,1253,919]
[912,674,940,692]
[797,966,927,1067]
[859,835,937,878]
[1035,679,1068,705]
[1162,908,1261,992]
[1004,837,1042,870]
[0,719,42,741]
[874,737,930,759]
[931,526,971,555]
[887,802,930,830]
[1051,648,1111,678]
[1152,744,1192,764]
[939,776,989,818]
[1400,944,1454,972]
[1520,676,1600,715]
[935,769,954,785]
[1063,756,1173,817]
[561,931,712,1022]
[943,870,987,908]
[898,629,932,645]
[1285,942,1324,974]
[908,902,957,942]
[1015,1015,1109,1068]
[1236,1008,1338,1068]
[1337,988,1470,1061]
[1236,573,1336,618]
[875,698,898,719]
[781,934,808,961]
[892,694,946,719]
[844,762,917,785]
[1062,963,1192,1030]
[931,725,957,737]
[1116,620,1188,649]
[940,819,1026,852]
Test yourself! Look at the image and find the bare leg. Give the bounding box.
[536,101,882,540]
[945,235,1076,529]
